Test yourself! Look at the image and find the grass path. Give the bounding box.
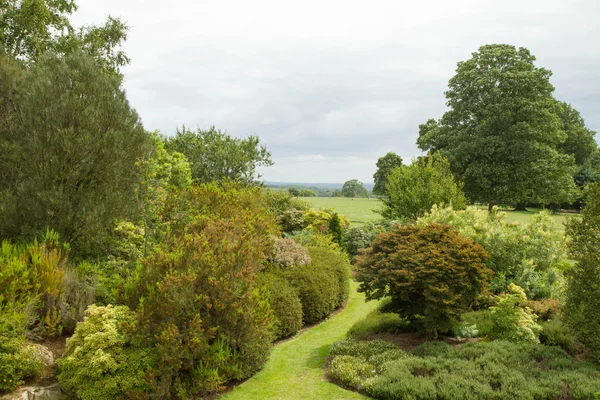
[220,281,377,400]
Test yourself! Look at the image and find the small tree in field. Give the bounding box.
[357,223,491,337]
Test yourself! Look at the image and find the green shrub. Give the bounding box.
[357,223,491,337]
[307,246,350,307]
[418,205,568,299]
[457,310,494,338]
[342,223,388,257]
[277,209,307,233]
[539,318,577,353]
[256,272,303,339]
[57,305,153,400]
[328,338,600,400]
[286,230,340,251]
[487,284,541,344]
[348,310,410,339]
[527,298,561,321]
[122,184,277,398]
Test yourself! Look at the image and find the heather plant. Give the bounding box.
[357,223,491,337]
[418,205,567,298]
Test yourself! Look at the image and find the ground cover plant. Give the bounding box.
[327,338,600,399]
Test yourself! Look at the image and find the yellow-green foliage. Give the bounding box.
[418,205,567,298]
[58,305,153,400]
[256,271,304,339]
[487,284,542,344]
[303,208,350,234]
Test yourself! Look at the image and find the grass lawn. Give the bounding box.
[305,197,580,230]
[220,281,378,400]
[303,197,381,227]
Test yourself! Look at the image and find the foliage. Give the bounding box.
[57,305,153,400]
[372,152,403,196]
[328,338,600,399]
[283,246,350,325]
[417,44,580,207]
[487,284,542,344]
[165,126,272,185]
[122,184,277,398]
[277,209,307,233]
[0,0,130,74]
[256,272,303,339]
[357,223,491,337]
[418,205,567,298]
[303,208,350,234]
[263,189,310,233]
[379,153,467,221]
[539,318,577,353]
[0,52,148,257]
[328,212,343,245]
[526,298,561,321]
[269,237,311,269]
[342,223,388,257]
[341,179,369,198]
[285,230,341,251]
[0,336,44,392]
[347,301,411,339]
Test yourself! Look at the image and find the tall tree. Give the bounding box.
[341,179,369,198]
[417,44,578,209]
[0,52,148,256]
[372,152,403,196]
[1,0,129,74]
[166,126,273,185]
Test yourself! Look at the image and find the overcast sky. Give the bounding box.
[72,0,600,183]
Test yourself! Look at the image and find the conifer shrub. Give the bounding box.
[256,271,303,339]
[357,223,491,337]
[57,305,153,400]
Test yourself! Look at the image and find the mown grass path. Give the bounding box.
[220,281,377,400]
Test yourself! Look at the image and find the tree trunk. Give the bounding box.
[488,203,497,212]
[514,203,527,211]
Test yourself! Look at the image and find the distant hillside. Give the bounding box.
[266,181,375,190]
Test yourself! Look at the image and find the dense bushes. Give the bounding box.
[284,246,350,324]
[486,284,541,344]
[328,338,600,399]
[357,223,491,337]
[269,236,311,269]
[256,272,303,339]
[418,206,567,298]
[58,305,153,400]
[565,183,600,362]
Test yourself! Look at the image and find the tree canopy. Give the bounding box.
[372,152,403,196]
[166,126,273,185]
[341,179,369,198]
[417,44,587,208]
[379,153,466,221]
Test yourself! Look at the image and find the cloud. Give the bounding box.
[72,0,600,182]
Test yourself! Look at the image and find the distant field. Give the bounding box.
[304,197,579,230]
[303,197,381,227]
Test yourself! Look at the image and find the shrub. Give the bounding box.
[123,184,278,398]
[328,213,343,245]
[539,318,577,353]
[565,183,600,362]
[269,236,311,269]
[256,272,303,339]
[526,298,561,321]
[328,338,600,400]
[487,284,541,344]
[418,205,567,299]
[348,310,410,339]
[303,209,350,234]
[277,209,307,233]
[286,230,340,251]
[357,223,491,337]
[307,246,350,307]
[342,223,389,257]
[58,305,153,400]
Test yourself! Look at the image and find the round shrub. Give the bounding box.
[357,223,492,337]
[256,271,303,339]
[487,284,541,344]
[307,246,350,307]
[57,305,153,400]
[283,263,338,325]
[270,236,311,269]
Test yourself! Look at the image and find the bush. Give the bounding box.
[565,183,600,362]
[58,305,153,400]
[286,230,340,251]
[539,318,577,353]
[256,272,303,339]
[269,236,311,269]
[328,338,600,400]
[348,310,410,339]
[283,246,350,325]
[357,223,491,337]
[418,205,567,299]
[527,298,561,321]
[342,222,391,257]
[487,284,541,344]
[123,184,278,398]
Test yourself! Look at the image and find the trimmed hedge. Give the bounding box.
[256,271,303,339]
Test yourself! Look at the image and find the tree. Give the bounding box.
[357,223,491,337]
[328,213,343,245]
[417,44,579,209]
[372,152,403,196]
[380,153,466,221]
[0,52,148,256]
[341,179,369,198]
[166,126,273,185]
[0,0,130,74]
[288,188,300,197]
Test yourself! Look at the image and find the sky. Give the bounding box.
[71,0,600,183]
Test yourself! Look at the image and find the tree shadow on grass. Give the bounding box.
[306,344,332,369]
